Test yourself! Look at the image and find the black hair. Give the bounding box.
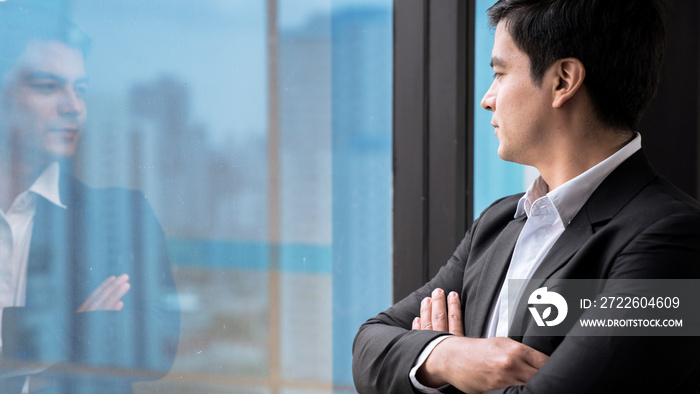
[487,0,666,131]
[0,1,91,80]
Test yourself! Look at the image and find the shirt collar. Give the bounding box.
[28,162,67,209]
[516,133,642,225]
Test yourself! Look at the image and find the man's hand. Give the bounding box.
[412,288,464,335]
[412,288,549,393]
[76,274,131,313]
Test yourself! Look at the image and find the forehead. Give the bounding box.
[491,22,529,69]
[12,39,86,79]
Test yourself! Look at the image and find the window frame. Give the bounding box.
[393,0,474,301]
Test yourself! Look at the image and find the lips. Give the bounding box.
[47,127,80,143]
[49,126,80,135]
[491,122,500,137]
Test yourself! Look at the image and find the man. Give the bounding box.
[0,5,179,393]
[353,0,700,393]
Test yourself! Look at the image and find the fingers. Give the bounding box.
[103,279,130,309]
[508,355,543,385]
[76,274,131,313]
[420,296,433,330]
[412,317,421,330]
[415,288,463,334]
[430,289,448,331]
[78,275,118,311]
[522,344,550,370]
[491,338,549,387]
[513,363,541,385]
[447,291,465,336]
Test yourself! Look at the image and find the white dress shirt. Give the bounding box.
[411,134,642,392]
[0,163,65,393]
[0,162,65,349]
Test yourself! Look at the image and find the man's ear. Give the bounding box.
[551,58,585,109]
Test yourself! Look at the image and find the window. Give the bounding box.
[0,0,392,392]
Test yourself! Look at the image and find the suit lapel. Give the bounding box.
[25,173,83,309]
[528,212,593,282]
[583,149,656,225]
[529,149,656,282]
[25,195,72,307]
[506,211,595,335]
[467,216,526,337]
[507,150,657,335]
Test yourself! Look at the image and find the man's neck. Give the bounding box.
[537,130,634,191]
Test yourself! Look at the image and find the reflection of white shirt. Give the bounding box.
[0,162,66,349]
[411,134,642,392]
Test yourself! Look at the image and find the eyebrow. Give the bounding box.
[27,71,65,83]
[490,56,506,68]
[26,71,89,85]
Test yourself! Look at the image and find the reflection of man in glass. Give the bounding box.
[0,6,179,394]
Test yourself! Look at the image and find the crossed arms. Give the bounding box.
[353,200,700,394]
[411,288,547,393]
[1,189,180,384]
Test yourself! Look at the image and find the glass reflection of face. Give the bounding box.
[0,39,88,164]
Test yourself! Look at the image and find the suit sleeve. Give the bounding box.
[1,190,180,386]
[352,215,482,394]
[487,212,700,394]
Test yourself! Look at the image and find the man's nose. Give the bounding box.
[58,88,84,116]
[481,84,496,112]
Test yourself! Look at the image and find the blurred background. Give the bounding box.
[65,0,392,392]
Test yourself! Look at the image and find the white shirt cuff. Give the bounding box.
[409,335,452,393]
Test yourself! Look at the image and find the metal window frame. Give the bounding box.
[393,0,474,301]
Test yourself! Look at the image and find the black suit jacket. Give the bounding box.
[0,172,180,393]
[353,150,700,393]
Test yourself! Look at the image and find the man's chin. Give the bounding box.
[497,147,523,165]
[496,146,510,161]
[46,145,78,161]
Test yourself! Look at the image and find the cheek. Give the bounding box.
[495,83,521,111]
[17,97,57,125]
[509,85,547,118]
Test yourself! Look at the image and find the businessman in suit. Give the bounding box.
[0,6,179,393]
[353,0,700,393]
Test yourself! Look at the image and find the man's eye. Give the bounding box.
[74,84,88,97]
[493,72,503,80]
[30,81,59,93]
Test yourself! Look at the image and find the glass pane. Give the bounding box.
[0,0,392,392]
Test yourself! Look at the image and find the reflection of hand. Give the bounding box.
[412,288,549,393]
[76,274,131,313]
